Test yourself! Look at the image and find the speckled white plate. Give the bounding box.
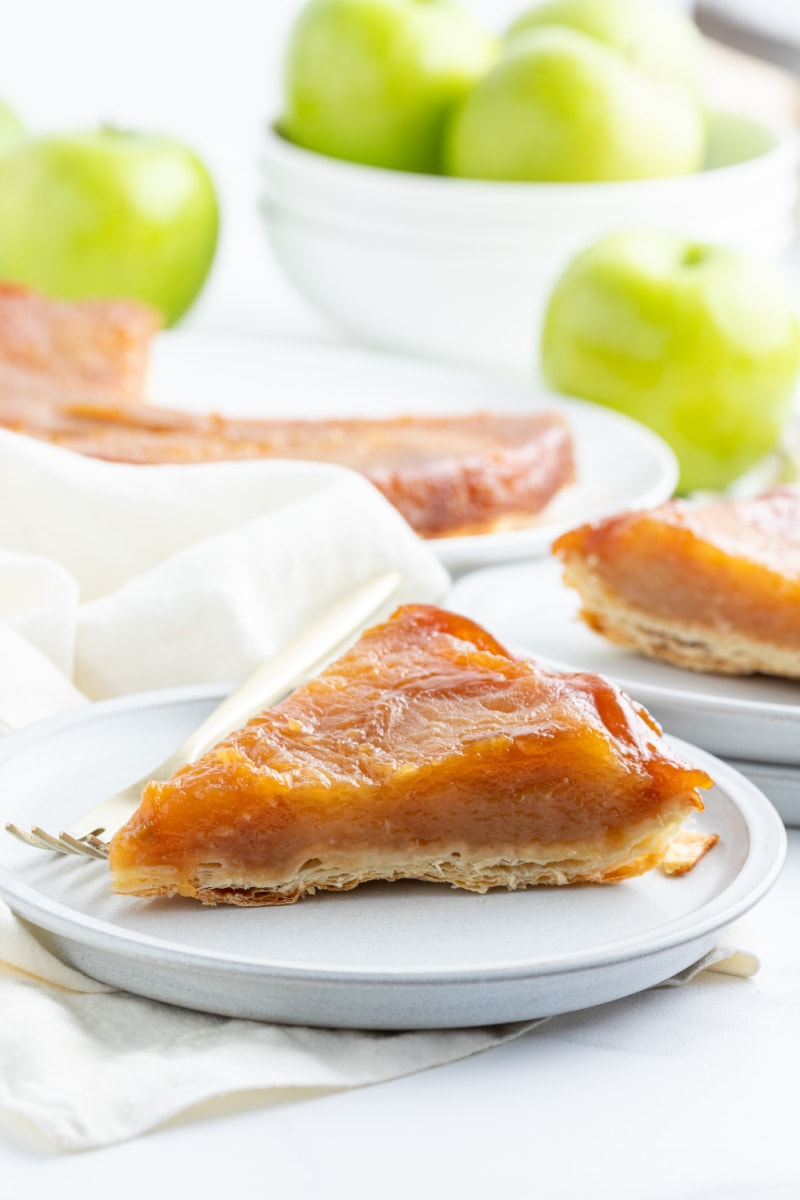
[448,559,800,772]
[0,685,785,1029]
[149,332,678,572]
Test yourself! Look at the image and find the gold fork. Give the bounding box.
[5,571,400,861]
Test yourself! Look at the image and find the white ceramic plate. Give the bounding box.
[148,332,678,572]
[448,559,800,771]
[0,686,785,1029]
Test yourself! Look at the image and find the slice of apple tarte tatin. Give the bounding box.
[108,605,715,906]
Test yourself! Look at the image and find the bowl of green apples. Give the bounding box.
[260,0,799,375]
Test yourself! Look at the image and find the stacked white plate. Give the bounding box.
[448,558,800,827]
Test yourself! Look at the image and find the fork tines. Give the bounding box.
[5,822,110,859]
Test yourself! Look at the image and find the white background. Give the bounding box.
[0,0,705,343]
[2,0,522,340]
[2,0,794,346]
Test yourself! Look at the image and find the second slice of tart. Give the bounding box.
[108,605,711,906]
[553,486,800,679]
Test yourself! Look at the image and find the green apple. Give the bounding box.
[281,0,498,173]
[540,231,800,493]
[507,0,704,97]
[443,25,707,182]
[0,99,25,158]
[0,129,219,326]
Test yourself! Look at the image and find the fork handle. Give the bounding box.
[152,570,401,780]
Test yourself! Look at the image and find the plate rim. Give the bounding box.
[0,683,786,987]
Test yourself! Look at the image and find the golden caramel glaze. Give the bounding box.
[0,283,159,399]
[108,606,710,903]
[554,487,800,651]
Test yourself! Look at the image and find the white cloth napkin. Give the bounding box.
[0,428,451,708]
[0,427,758,1153]
[0,907,755,1154]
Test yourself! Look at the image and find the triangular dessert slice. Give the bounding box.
[108,606,711,906]
[553,486,800,679]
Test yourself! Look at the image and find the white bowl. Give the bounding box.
[260,111,800,375]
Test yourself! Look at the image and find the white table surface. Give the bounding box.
[2,1,799,1192]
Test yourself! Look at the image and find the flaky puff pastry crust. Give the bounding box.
[108,606,712,906]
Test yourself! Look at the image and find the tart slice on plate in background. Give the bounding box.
[553,486,800,680]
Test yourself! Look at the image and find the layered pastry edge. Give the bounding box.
[559,550,800,679]
[109,802,696,906]
[554,488,800,680]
